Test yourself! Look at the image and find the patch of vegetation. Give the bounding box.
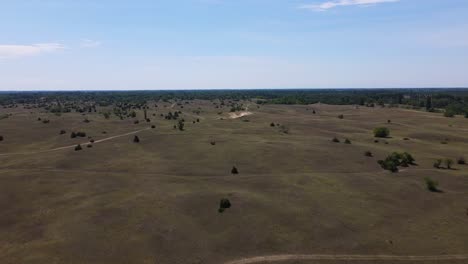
[231,166,239,174]
[373,127,390,138]
[218,198,231,213]
[378,152,415,173]
[364,151,373,157]
[457,156,466,165]
[425,177,440,192]
[133,136,140,143]
[332,137,340,143]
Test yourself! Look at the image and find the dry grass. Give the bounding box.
[0,102,467,264]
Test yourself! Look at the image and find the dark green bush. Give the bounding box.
[373,127,390,138]
[425,177,439,192]
[218,198,231,213]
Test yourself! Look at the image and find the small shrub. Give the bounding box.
[373,127,390,138]
[338,114,344,119]
[74,144,82,151]
[0,135,3,141]
[444,110,455,118]
[231,166,239,174]
[60,130,66,135]
[87,144,93,148]
[151,125,156,129]
[332,137,340,143]
[433,159,442,169]
[387,119,391,123]
[210,141,216,146]
[71,132,77,138]
[457,156,466,165]
[344,138,351,144]
[425,177,439,192]
[134,120,139,124]
[403,137,410,141]
[133,136,140,143]
[374,139,379,143]
[270,122,275,127]
[445,158,454,169]
[218,198,231,213]
[364,151,373,157]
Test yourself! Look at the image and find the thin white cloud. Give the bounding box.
[80,39,101,48]
[300,0,400,11]
[0,43,65,59]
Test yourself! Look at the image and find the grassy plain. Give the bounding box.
[0,101,467,264]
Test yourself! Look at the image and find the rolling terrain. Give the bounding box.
[0,100,467,264]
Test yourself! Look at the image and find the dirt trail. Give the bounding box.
[229,111,253,119]
[0,128,150,156]
[225,254,468,264]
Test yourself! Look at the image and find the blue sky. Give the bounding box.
[1,0,468,90]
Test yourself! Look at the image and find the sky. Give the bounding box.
[1,0,468,90]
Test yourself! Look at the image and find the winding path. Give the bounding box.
[225,254,468,264]
[0,128,150,156]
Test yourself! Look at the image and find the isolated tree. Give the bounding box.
[270,122,275,127]
[445,158,454,169]
[218,198,231,213]
[332,137,340,143]
[75,144,82,151]
[0,135,3,141]
[151,125,156,129]
[344,138,351,144]
[133,135,140,143]
[71,132,77,138]
[433,159,442,169]
[231,166,239,174]
[364,151,373,157]
[373,127,390,138]
[425,177,439,192]
[338,114,344,119]
[457,156,466,165]
[425,96,433,111]
[178,120,185,131]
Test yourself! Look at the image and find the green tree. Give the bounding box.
[373,127,390,138]
[425,177,439,192]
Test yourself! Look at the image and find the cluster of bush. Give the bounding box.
[332,137,351,144]
[378,152,415,172]
[70,131,86,138]
[433,157,464,169]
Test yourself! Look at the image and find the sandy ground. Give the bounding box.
[229,111,253,119]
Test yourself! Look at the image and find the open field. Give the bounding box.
[0,100,467,264]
